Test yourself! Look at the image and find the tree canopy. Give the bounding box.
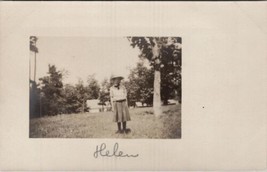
[128,37,182,110]
[128,37,181,70]
[31,65,102,117]
[125,61,154,106]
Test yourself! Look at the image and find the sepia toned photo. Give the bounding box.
[1,2,267,171]
[29,37,182,139]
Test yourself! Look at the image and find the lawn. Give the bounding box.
[30,104,181,139]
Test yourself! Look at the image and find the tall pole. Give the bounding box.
[29,52,31,83]
[34,51,36,82]
[40,93,41,118]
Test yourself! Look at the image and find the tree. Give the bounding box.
[128,37,182,116]
[75,79,89,113]
[63,84,80,114]
[99,78,111,104]
[75,75,101,113]
[124,80,139,107]
[125,61,154,106]
[87,74,100,99]
[160,37,182,104]
[38,64,64,116]
[99,78,111,111]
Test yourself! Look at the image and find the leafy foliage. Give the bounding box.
[87,75,100,100]
[31,65,102,117]
[99,78,111,106]
[38,65,64,116]
[128,37,181,70]
[75,79,90,113]
[128,37,182,105]
[63,84,80,113]
[125,61,154,106]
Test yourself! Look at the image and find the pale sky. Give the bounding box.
[30,37,142,85]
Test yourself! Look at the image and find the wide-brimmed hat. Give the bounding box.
[111,75,124,80]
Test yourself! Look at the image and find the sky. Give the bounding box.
[30,37,142,85]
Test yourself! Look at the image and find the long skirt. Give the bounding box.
[113,100,131,122]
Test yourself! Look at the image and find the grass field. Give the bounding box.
[30,104,181,139]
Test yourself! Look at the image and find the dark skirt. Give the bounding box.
[113,100,131,122]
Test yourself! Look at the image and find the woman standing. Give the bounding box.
[110,75,131,134]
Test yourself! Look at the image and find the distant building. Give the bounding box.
[86,99,101,113]
[86,99,112,113]
[135,102,143,107]
[135,102,148,107]
[167,99,179,105]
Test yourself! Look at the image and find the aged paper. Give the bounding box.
[0,2,266,171]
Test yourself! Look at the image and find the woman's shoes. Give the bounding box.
[115,130,123,134]
[115,129,131,134]
[123,128,131,134]
[125,128,131,134]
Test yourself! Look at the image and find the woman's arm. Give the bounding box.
[123,86,129,106]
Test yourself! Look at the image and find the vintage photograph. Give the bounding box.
[29,37,182,139]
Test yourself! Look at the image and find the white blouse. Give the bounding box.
[110,85,127,101]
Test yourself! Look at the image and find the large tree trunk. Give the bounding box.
[151,38,162,117]
[153,70,162,116]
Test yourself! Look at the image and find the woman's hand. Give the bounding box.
[111,100,114,112]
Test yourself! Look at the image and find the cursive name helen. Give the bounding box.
[94,143,139,158]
